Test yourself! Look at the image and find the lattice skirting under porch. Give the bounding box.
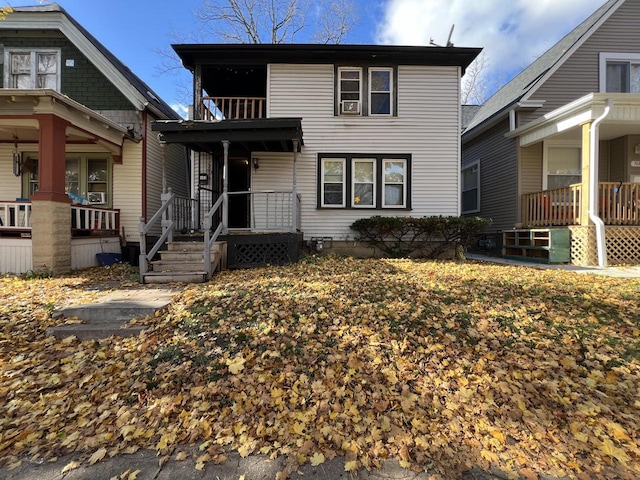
[568,226,640,266]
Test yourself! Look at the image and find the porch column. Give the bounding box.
[31,114,72,274]
[222,140,229,233]
[579,121,592,226]
[292,140,299,233]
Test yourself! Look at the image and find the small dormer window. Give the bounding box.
[5,49,60,90]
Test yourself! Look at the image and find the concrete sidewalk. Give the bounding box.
[0,448,519,480]
[466,253,640,278]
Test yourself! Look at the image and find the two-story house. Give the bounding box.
[0,4,188,275]
[462,0,640,266]
[144,43,480,280]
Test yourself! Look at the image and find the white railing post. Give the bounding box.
[161,188,174,244]
[292,139,299,233]
[139,216,148,280]
[222,141,230,234]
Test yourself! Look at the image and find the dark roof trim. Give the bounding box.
[152,118,303,152]
[173,43,482,74]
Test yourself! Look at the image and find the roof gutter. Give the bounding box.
[589,98,613,268]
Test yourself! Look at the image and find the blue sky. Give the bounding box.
[5,0,608,114]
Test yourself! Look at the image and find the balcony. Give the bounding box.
[202,97,266,120]
[522,182,640,227]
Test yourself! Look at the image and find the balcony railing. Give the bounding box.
[0,201,119,234]
[202,97,266,120]
[522,182,640,227]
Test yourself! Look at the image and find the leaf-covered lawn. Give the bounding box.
[1,258,639,479]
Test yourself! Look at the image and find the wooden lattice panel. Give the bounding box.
[605,227,640,265]
[568,226,596,266]
[236,242,291,267]
[569,226,640,266]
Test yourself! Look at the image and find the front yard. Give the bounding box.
[0,258,639,479]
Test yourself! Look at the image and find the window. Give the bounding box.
[369,68,393,115]
[321,159,346,207]
[5,49,60,90]
[461,162,480,213]
[383,159,406,207]
[336,66,396,116]
[338,68,362,114]
[600,53,640,93]
[545,146,581,189]
[318,154,410,209]
[352,159,376,207]
[23,155,111,204]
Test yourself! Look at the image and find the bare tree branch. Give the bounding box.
[461,52,489,105]
[194,0,356,44]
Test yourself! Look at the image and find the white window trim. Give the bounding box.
[369,67,393,116]
[352,158,376,208]
[461,160,481,214]
[321,158,346,207]
[542,141,582,190]
[4,48,62,91]
[382,158,407,208]
[337,67,362,116]
[599,52,640,92]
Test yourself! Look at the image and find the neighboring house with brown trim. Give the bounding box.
[462,0,640,266]
[0,3,188,274]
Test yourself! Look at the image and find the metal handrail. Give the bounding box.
[139,190,176,281]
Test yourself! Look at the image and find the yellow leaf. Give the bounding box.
[195,462,205,471]
[481,449,499,464]
[175,451,189,461]
[490,429,506,444]
[61,461,80,473]
[399,460,412,469]
[310,452,325,466]
[127,470,141,480]
[227,355,245,374]
[598,438,631,465]
[88,447,107,466]
[344,460,358,471]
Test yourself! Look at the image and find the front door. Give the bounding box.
[228,157,250,229]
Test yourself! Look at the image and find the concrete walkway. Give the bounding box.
[466,253,640,278]
[0,448,531,480]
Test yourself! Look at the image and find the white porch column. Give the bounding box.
[222,140,230,233]
[292,139,299,233]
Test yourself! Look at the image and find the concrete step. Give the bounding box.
[151,260,210,272]
[167,241,226,253]
[48,288,179,340]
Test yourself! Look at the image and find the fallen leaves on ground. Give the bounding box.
[1,257,639,479]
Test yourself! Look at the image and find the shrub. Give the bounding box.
[350,216,490,259]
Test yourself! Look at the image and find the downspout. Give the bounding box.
[589,99,613,267]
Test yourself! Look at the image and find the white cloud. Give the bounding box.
[376,0,606,96]
[171,103,190,120]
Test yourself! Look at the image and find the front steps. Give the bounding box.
[142,241,227,284]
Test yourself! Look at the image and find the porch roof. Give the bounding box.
[507,93,640,147]
[152,118,303,153]
[0,90,129,154]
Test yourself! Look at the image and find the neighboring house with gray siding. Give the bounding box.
[0,4,188,274]
[148,43,480,275]
[462,0,640,266]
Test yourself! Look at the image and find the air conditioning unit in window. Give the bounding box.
[341,100,360,114]
[87,192,106,204]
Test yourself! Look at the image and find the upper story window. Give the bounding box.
[336,66,396,116]
[600,53,640,93]
[4,49,60,90]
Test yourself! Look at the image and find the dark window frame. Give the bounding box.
[317,153,411,210]
[334,65,398,117]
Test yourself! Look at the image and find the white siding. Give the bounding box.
[268,64,461,240]
[70,237,121,270]
[0,238,32,274]
[0,144,23,200]
[113,140,143,243]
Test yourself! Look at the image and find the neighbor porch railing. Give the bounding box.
[202,96,266,120]
[0,201,119,234]
[522,182,640,227]
[228,190,301,232]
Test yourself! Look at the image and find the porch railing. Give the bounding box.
[0,201,119,233]
[522,182,640,227]
[228,190,300,232]
[173,195,199,232]
[139,190,177,279]
[202,96,266,120]
[0,201,32,230]
[71,205,120,233]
